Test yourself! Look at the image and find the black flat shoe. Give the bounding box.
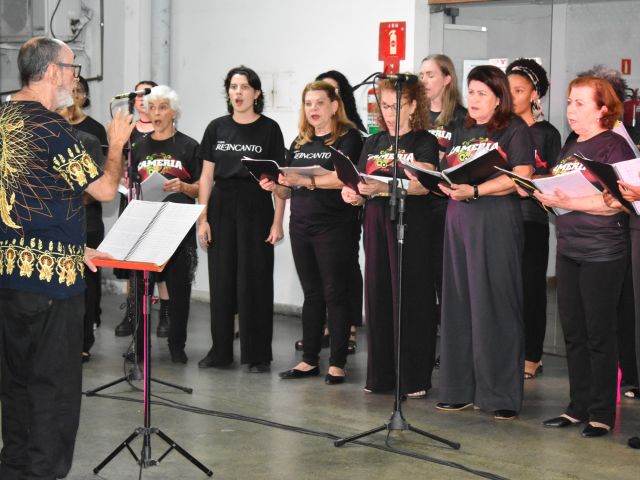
[279,367,319,379]
[582,424,610,438]
[628,436,640,449]
[247,362,270,373]
[347,339,357,355]
[494,410,517,420]
[543,416,582,428]
[435,402,473,411]
[325,373,345,385]
[170,349,188,364]
[198,350,231,368]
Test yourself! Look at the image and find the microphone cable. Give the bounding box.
[85,388,509,480]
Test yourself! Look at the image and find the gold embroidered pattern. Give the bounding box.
[0,238,84,286]
[52,144,100,188]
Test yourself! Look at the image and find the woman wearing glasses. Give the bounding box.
[341,78,440,397]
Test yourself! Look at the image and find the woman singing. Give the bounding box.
[537,76,634,437]
[131,85,200,363]
[262,81,362,384]
[198,66,285,373]
[341,78,440,397]
[506,58,561,380]
[418,54,467,351]
[436,65,534,420]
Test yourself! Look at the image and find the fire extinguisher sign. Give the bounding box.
[379,22,406,73]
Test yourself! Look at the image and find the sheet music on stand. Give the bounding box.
[95,200,204,271]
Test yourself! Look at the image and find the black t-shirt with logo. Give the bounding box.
[132,131,201,245]
[522,120,562,223]
[359,130,439,177]
[444,115,535,173]
[552,129,634,262]
[429,104,467,152]
[286,128,362,232]
[200,114,285,179]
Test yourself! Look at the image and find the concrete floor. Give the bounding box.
[60,294,640,480]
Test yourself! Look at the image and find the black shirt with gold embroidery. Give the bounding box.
[0,101,102,298]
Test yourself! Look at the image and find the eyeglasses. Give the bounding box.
[56,63,82,78]
[380,102,409,112]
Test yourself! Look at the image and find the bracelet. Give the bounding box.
[472,185,479,200]
[307,176,316,190]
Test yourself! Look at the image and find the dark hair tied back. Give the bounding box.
[224,65,264,114]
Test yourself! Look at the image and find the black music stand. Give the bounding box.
[334,74,460,451]
[93,267,212,477]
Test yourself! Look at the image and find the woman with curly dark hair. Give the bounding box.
[506,58,561,380]
[341,77,440,397]
[197,66,286,372]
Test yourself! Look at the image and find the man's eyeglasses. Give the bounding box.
[56,63,82,78]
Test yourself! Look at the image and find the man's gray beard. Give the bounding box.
[55,87,74,110]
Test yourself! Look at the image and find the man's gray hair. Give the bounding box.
[18,37,67,86]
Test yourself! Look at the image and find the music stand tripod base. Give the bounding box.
[93,427,213,476]
[92,270,212,477]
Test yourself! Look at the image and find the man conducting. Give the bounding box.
[0,36,133,479]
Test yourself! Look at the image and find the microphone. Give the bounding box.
[111,88,151,101]
[377,73,419,85]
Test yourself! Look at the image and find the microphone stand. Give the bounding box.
[335,75,460,451]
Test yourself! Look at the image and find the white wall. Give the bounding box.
[92,0,638,305]
[169,0,425,306]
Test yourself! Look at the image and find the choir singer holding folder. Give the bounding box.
[260,81,362,384]
[435,65,534,420]
[129,85,201,364]
[535,76,635,437]
[340,78,440,397]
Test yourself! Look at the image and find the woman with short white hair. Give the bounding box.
[131,84,201,363]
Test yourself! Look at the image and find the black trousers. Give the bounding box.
[557,253,626,427]
[522,220,550,363]
[427,196,447,324]
[348,215,364,327]
[439,196,525,412]
[83,227,104,353]
[617,262,637,387]
[0,290,83,480]
[131,245,195,353]
[363,197,438,394]
[290,221,357,369]
[632,226,640,392]
[162,246,195,352]
[207,179,274,365]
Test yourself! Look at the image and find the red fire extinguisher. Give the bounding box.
[623,88,640,128]
[367,87,381,134]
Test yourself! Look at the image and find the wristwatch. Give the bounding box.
[472,185,479,200]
